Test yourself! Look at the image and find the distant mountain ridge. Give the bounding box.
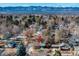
[0,6,79,14]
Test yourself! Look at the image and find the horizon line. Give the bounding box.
[0,3,79,7]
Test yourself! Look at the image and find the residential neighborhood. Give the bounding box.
[0,14,79,56]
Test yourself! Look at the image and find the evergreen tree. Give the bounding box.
[6,15,13,24]
[16,41,26,56]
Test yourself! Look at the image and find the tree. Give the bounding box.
[16,41,26,56]
[55,29,62,43]
[6,15,13,24]
[53,50,61,56]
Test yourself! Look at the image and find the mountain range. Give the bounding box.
[0,6,79,14]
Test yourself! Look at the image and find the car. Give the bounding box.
[60,43,71,51]
[9,41,17,48]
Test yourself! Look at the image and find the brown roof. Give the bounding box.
[0,42,5,46]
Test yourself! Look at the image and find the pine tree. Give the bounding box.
[16,41,26,56]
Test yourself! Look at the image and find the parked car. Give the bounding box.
[60,43,71,51]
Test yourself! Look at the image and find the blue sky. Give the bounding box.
[0,3,79,7]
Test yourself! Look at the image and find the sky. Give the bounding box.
[0,3,79,7]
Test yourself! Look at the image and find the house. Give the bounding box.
[0,41,5,48]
